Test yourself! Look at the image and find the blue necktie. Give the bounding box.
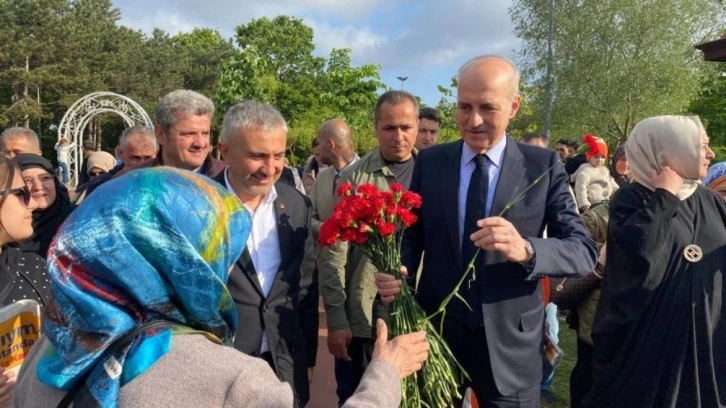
[462,154,489,266]
[462,154,488,329]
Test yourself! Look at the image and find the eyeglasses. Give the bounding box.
[89,171,105,177]
[3,186,31,206]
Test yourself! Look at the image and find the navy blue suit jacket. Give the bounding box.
[402,138,596,395]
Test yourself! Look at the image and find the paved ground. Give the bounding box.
[307,299,338,407]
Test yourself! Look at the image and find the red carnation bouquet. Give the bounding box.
[320,182,465,408]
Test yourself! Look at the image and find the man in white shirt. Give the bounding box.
[214,100,317,408]
[54,138,74,185]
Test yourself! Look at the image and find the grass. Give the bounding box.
[549,316,578,408]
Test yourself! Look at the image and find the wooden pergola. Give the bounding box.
[696,35,726,62]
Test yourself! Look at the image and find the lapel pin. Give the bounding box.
[683,244,703,263]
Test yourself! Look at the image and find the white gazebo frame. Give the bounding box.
[57,92,152,187]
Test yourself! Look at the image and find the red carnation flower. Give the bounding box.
[337,183,354,197]
[357,184,378,197]
[400,191,422,208]
[399,209,418,227]
[378,221,396,237]
[319,221,340,246]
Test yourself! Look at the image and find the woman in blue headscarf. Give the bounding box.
[14,167,428,408]
[703,161,726,200]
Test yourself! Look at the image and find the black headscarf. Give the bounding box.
[13,154,74,258]
[608,144,628,186]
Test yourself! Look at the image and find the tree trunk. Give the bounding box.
[22,56,30,128]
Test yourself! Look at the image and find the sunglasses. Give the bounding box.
[4,186,31,206]
[89,171,105,177]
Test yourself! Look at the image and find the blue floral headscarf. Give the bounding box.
[37,167,250,407]
[703,161,726,190]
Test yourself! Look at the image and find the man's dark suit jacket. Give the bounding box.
[402,138,596,396]
[213,172,318,406]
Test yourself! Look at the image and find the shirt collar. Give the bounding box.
[224,168,278,211]
[462,135,507,167]
[336,154,360,175]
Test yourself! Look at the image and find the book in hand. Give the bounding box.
[0,300,41,407]
[543,328,564,368]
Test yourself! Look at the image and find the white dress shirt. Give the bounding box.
[458,136,507,243]
[225,169,281,353]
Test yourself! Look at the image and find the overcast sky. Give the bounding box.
[112,0,522,107]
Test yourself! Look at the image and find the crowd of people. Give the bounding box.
[0,53,722,408]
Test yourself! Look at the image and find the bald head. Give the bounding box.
[459,55,520,99]
[316,119,355,169]
[318,119,352,147]
[456,55,522,153]
[0,127,42,158]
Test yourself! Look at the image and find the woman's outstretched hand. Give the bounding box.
[372,319,429,379]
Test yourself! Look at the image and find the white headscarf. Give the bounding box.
[625,115,704,200]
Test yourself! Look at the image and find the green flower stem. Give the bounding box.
[425,163,558,326]
[352,164,558,408]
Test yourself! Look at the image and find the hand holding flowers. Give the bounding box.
[319,182,465,408]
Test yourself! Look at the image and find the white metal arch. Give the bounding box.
[57,92,152,187]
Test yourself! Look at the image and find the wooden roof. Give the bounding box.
[696,36,726,62]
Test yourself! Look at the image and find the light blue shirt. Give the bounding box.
[458,136,507,243]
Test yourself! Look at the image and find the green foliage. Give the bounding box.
[214,16,384,163]
[712,146,726,163]
[689,63,726,149]
[230,16,324,124]
[510,0,725,146]
[0,4,383,162]
[434,77,459,144]
[175,28,235,96]
[214,45,277,108]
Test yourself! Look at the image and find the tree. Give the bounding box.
[510,0,725,145]
[0,0,71,128]
[175,28,235,96]
[318,48,383,131]
[232,16,325,123]
[214,16,384,162]
[689,62,726,150]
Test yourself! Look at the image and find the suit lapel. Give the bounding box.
[442,141,464,269]
[236,248,264,297]
[491,138,526,218]
[274,186,291,281]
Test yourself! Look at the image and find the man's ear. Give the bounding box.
[508,95,521,119]
[217,142,229,161]
[154,124,166,144]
